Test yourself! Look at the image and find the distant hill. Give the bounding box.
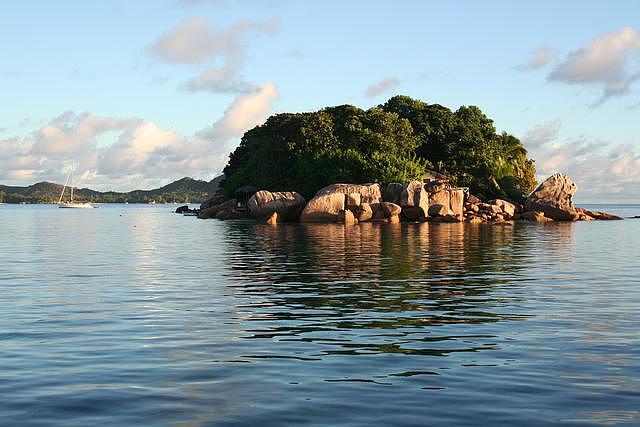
[0,176,223,204]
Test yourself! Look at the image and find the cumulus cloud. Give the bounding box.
[199,82,279,139]
[182,66,250,93]
[150,18,279,65]
[548,27,640,105]
[364,78,400,98]
[520,119,562,149]
[521,120,640,202]
[0,85,279,190]
[514,47,553,71]
[149,17,279,94]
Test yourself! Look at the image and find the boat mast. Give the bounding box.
[58,170,71,204]
[70,165,74,202]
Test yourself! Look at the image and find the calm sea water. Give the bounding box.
[1,204,639,426]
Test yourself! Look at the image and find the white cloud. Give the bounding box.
[548,27,640,105]
[520,119,561,149]
[202,82,279,138]
[150,18,279,65]
[0,84,279,191]
[364,78,400,98]
[32,111,140,157]
[514,47,553,71]
[149,17,279,94]
[522,121,640,202]
[182,66,250,93]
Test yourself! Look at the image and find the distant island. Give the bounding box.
[0,176,222,204]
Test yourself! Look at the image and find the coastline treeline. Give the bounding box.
[222,95,536,201]
[0,177,220,204]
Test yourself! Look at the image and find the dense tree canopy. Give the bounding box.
[222,105,428,198]
[380,96,536,200]
[222,96,536,201]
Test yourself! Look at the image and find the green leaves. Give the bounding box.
[222,104,425,198]
[381,95,536,200]
[222,95,537,201]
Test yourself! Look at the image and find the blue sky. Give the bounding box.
[1,0,640,202]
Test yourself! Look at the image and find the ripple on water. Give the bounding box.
[0,205,639,426]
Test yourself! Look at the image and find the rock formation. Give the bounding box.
[383,183,403,205]
[300,183,382,222]
[424,183,464,221]
[247,190,306,223]
[198,173,622,224]
[198,199,238,219]
[524,173,578,221]
[399,181,429,221]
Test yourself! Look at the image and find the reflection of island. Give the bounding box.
[218,222,577,359]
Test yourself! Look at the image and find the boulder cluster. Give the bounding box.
[197,173,622,224]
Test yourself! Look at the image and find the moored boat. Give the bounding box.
[58,165,94,209]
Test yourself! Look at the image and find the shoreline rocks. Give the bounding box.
[248,190,306,223]
[524,173,578,221]
[197,173,624,225]
[300,183,382,223]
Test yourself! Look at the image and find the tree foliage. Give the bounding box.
[381,96,536,200]
[223,96,537,201]
[222,105,429,198]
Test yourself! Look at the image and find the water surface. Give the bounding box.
[1,204,639,426]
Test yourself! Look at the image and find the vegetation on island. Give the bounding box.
[222,95,536,201]
[0,177,221,204]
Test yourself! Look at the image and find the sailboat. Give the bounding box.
[58,166,94,209]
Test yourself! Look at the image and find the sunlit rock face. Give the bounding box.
[525,173,578,221]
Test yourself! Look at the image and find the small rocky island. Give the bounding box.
[190,96,622,225]
[196,173,622,224]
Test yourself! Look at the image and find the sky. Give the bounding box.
[1,0,640,202]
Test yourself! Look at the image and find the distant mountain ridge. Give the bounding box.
[0,176,223,204]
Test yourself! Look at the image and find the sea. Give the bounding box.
[1,203,639,426]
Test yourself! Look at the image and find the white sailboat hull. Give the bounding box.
[58,164,95,209]
[58,202,94,209]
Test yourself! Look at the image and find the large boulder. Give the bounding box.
[521,211,553,222]
[429,204,453,218]
[491,199,516,217]
[577,208,623,221]
[338,209,357,225]
[449,188,465,218]
[314,183,382,204]
[199,199,237,219]
[370,202,402,222]
[353,202,373,222]
[381,202,402,217]
[400,181,429,221]
[429,190,450,212]
[383,183,403,204]
[200,195,226,211]
[525,173,579,221]
[247,190,306,223]
[299,192,345,222]
[300,183,382,222]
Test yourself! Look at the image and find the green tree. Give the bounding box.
[222,105,428,198]
[222,95,536,202]
[381,95,536,200]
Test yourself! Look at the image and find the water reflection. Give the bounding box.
[219,223,566,361]
[2,205,638,426]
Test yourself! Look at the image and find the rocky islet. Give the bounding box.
[196,173,623,224]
